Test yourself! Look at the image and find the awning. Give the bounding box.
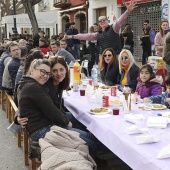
[59,5,85,13]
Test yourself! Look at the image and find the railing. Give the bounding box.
[53,0,69,4]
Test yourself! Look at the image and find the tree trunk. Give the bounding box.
[22,1,39,35]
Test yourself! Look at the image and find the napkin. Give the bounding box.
[147,117,168,128]
[124,114,145,124]
[135,134,159,144]
[126,125,148,135]
[157,144,170,159]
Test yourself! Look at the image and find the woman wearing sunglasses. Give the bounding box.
[100,48,119,85]
[117,49,139,92]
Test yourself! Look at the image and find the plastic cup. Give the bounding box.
[112,104,120,115]
[80,89,85,96]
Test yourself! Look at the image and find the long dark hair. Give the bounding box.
[139,64,155,82]
[49,57,70,91]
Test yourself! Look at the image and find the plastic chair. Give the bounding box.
[80,59,89,77]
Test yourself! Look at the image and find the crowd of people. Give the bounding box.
[1,0,170,169]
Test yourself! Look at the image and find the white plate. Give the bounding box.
[152,104,167,110]
[89,108,111,115]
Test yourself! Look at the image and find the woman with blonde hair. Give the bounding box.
[100,48,119,85]
[117,49,139,92]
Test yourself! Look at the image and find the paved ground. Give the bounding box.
[0,105,29,170]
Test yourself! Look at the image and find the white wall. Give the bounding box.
[88,0,121,28]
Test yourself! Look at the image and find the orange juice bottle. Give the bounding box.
[134,92,138,104]
[73,61,80,84]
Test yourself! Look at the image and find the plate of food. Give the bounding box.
[109,100,122,105]
[89,107,111,115]
[151,104,166,110]
[100,86,111,91]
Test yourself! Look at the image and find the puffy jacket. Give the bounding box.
[136,78,162,99]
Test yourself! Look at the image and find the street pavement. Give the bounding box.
[0,105,29,170]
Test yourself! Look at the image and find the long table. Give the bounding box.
[64,90,170,170]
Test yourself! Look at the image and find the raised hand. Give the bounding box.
[125,0,138,12]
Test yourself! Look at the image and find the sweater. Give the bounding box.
[18,76,69,134]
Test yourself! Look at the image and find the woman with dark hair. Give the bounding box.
[99,48,119,86]
[121,24,134,54]
[136,64,162,99]
[16,57,103,159]
[39,38,50,55]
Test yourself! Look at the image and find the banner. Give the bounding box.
[117,0,158,6]
[161,0,168,20]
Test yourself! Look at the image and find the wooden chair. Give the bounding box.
[5,92,11,122]
[1,90,6,110]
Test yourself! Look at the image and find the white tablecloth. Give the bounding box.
[64,90,170,170]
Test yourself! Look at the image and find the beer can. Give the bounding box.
[102,95,109,107]
[111,86,117,96]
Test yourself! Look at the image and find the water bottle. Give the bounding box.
[91,65,98,89]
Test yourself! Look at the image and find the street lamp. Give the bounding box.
[13,0,18,34]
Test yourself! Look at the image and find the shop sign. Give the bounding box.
[117,0,159,6]
[161,0,168,20]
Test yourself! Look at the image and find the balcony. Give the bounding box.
[53,0,71,9]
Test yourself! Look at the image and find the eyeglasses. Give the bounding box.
[143,24,148,26]
[35,69,51,78]
[103,54,112,58]
[98,18,107,23]
[121,56,129,61]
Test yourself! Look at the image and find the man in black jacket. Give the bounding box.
[33,31,45,47]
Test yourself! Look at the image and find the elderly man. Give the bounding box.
[65,0,137,55]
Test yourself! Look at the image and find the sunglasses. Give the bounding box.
[121,56,129,60]
[143,24,148,26]
[98,18,107,23]
[103,54,112,58]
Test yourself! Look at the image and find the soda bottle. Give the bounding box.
[73,61,80,84]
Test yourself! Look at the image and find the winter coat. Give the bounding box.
[136,78,162,99]
[140,35,151,54]
[65,28,74,48]
[0,52,11,89]
[18,76,69,135]
[100,63,119,86]
[150,91,170,109]
[162,31,170,64]
[117,64,139,92]
[38,126,96,170]
[8,58,20,90]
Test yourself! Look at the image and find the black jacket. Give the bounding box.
[100,63,119,86]
[18,77,69,134]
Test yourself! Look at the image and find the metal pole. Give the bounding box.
[13,0,17,34]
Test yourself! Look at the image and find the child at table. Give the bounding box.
[136,64,162,99]
[144,75,170,109]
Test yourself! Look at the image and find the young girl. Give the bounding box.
[136,64,162,99]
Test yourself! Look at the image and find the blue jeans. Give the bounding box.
[30,124,98,159]
[66,112,87,131]
[74,44,80,59]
